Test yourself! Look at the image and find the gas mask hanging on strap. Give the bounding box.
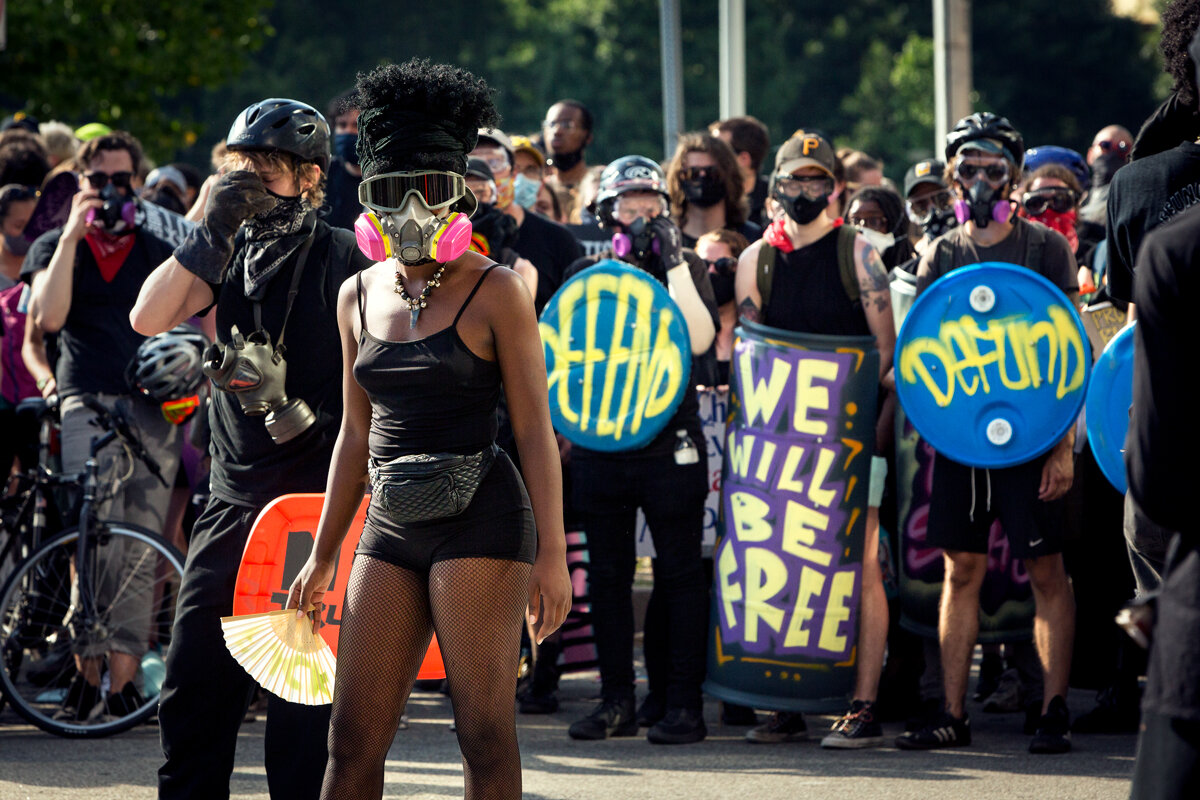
[354,170,474,264]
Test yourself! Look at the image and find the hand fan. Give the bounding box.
[220,609,336,705]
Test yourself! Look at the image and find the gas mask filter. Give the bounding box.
[355,195,472,265]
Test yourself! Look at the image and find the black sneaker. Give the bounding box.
[517,690,559,715]
[568,698,638,740]
[821,700,886,749]
[91,683,146,722]
[905,697,944,732]
[895,710,971,749]
[1029,695,1072,754]
[647,707,707,744]
[52,675,102,722]
[636,692,666,728]
[745,711,807,743]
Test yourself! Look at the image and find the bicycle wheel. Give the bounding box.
[0,522,184,737]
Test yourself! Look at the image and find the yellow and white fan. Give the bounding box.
[220,609,336,705]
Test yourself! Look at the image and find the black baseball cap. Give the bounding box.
[903,159,947,197]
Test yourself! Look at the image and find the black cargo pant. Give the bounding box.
[158,496,331,800]
[571,449,709,711]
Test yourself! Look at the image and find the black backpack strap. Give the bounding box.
[1024,219,1046,273]
[756,241,776,312]
[837,224,861,303]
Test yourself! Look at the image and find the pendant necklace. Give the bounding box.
[394,263,446,329]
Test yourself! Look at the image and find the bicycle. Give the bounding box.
[0,394,185,737]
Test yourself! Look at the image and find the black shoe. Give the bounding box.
[52,675,102,722]
[895,710,971,750]
[720,702,758,726]
[636,693,666,728]
[1071,688,1140,734]
[821,700,886,749]
[568,698,638,740]
[647,707,707,744]
[1029,695,1072,754]
[905,697,943,732]
[91,683,146,722]
[517,690,559,715]
[745,711,807,743]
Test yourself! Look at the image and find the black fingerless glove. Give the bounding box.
[647,215,685,275]
[174,170,276,283]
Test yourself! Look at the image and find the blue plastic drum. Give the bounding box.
[895,262,1090,468]
[1085,322,1135,494]
[538,259,692,452]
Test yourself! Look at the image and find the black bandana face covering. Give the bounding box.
[682,175,725,208]
[547,148,584,173]
[242,197,313,300]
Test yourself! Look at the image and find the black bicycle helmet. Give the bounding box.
[126,324,210,402]
[226,98,331,173]
[593,155,669,225]
[944,112,1025,170]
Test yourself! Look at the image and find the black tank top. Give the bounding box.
[353,265,501,460]
[763,229,872,336]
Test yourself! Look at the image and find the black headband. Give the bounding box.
[356,107,477,178]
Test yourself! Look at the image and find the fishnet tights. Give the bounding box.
[320,554,532,800]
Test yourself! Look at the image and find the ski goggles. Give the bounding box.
[1022,189,1076,216]
[953,160,1010,185]
[357,171,468,212]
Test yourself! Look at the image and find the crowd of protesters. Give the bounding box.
[2,2,1198,798]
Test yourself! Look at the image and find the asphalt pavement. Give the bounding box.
[0,668,1139,800]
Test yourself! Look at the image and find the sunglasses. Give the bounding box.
[850,215,889,233]
[543,119,580,131]
[954,161,1009,185]
[906,190,954,220]
[679,166,717,182]
[1096,140,1129,153]
[704,256,737,275]
[1022,190,1076,216]
[358,171,467,212]
[84,171,134,190]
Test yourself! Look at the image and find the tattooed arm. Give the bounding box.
[734,239,764,324]
[854,235,896,389]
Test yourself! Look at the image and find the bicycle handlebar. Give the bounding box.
[80,394,169,488]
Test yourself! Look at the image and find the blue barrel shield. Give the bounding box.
[1086,322,1135,494]
[538,259,692,452]
[895,262,1090,468]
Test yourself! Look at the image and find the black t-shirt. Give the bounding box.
[323,157,362,231]
[1105,142,1200,303]
[513,210,584,315]
[1126,205,1195,533]
[22,227,177,399]
[562,248,719,461]
[203,220,372,506]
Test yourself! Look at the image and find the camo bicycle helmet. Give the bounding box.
[227,98,331,173]
[1023,145,1091,191]
[945,112,1025,171]
[593,155,669,226]
[126,324,210,403]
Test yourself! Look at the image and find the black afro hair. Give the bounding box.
[352,59,500,174]
[1160,0,1200,109]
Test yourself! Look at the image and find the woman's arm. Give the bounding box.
[287,272,373,622]
[488,267,572,644]
[854,235,897,390]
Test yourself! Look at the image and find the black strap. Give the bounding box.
[452,264,501,327]
[356,271,368,334]
[252,228,315,354]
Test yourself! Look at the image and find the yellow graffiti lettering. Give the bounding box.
[807,447,838,509]
[818,570,855,654]
[730,492,772,542]
[744,547,788,643]
[738,349,792,427]
[780,500,833,567]
[581,272,618,432]
[642,310,683,421]
[755,440,777,484]
[782,565,826,649]
[718,543,742,629]
[898,310,1086,407]
[777,444,807,493]
[793,359,841,436]
[727,432,756,479]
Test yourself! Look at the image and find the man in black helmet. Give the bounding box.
[560,156,718,745]
[131,98,371,800]
[895,113,1080,755]
[23,130,192,723]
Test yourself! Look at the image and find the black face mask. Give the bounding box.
[682,175,725,208]
[965,180,1000,228]
[776,191,829,225]
[923,208,958,239]
[548,148,584,173]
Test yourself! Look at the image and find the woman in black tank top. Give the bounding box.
[286,61,571,800]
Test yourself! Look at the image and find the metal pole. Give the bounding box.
[660,0,685,160]
[934,0,973,154]
[719,0,746,119]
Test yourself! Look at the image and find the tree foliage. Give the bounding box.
[0,0,273,160]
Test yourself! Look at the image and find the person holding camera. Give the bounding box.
[23,130,189,723]
[561,156,718,745]
[130,99,371,800]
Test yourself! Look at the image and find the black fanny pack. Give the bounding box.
[368,444,499,524]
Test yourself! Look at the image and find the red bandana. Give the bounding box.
[763,219,794,253]
[84,232,136,282]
